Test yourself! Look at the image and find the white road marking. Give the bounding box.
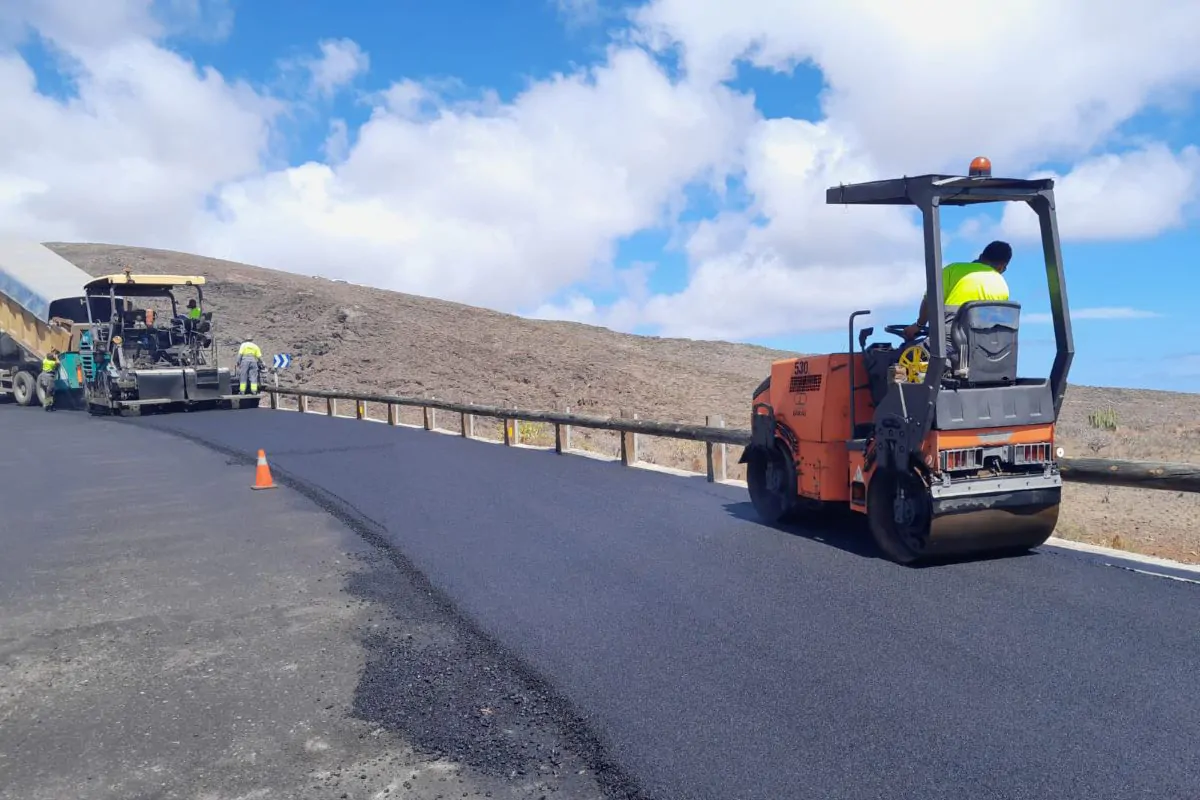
[1102,563,1200,585]
[1044,537,1200,576]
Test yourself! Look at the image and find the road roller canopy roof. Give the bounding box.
[84,273,206,297]
[826,155,1075,428]
[825,175,1055,206]
[825,157,1055,207]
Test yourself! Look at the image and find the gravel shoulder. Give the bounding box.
[0,406,633,800]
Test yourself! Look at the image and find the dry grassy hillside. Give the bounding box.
[47,242,1200,563]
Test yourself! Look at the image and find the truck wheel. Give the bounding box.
[12,370,36,406]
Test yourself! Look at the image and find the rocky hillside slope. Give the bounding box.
[48,243,787,424]
[47,242,1200,562]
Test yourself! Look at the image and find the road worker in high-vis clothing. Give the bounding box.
[39,349,60,411]
[903,240,1012,342]
[236,340,263,394]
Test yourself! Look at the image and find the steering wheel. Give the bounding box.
[884,323,927,343]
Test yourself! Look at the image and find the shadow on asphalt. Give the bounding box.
[723,500,882,559]
[723,500,1042,569]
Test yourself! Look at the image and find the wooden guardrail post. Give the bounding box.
[461,412,474,438]
[423,401,435,430]
[706,415,726,483]
[326,396,335,416]
[356,399,365,420]
[298,394,308,413]
[387,402,398,425]
[269,391,278,410]
[555,405,571,454]
[504,411,516,446]
[620,409,638,465]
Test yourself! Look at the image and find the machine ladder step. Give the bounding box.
[78,339,96,380]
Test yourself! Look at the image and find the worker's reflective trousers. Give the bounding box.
[237,357,259,394]
[37,371,56,409]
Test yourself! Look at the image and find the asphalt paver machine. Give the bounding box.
[80,271,260,415]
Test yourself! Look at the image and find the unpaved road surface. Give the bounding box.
[0,405,629,800]
[127,406,1200,800]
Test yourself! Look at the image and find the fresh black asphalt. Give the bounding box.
[31,406,1200,799]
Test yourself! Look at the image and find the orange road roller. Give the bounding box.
[739,158,1073,564]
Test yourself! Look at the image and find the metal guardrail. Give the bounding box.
[259,386,1200,494]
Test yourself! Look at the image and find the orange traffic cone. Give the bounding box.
[252,449,276,490]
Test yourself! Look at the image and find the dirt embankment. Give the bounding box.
[46,242,1200,563]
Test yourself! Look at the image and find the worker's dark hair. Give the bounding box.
[979,240,1012,265]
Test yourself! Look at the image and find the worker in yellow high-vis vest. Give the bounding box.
[903,240,1012,341]
[39,349,60,411]
[236,340,263,394]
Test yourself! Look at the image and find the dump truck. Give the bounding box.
[79,271,260,415]
[0,237,94,409]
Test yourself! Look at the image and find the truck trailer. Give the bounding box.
[0,238,93,408]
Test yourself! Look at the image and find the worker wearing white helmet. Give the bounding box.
[236,340,263,395]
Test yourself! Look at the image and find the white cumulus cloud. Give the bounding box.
[197,45,758,311]
[0,0,1197,344]
[541,0,1200,337]
[0,36,279,246]
[536,117,927,339]
[304,37,369,97]
[631,0,1200,173]
[999,144,1200,241]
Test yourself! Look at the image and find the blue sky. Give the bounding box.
[4,0,1200,393]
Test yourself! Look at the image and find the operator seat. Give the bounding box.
[182,312,213,347]
[947,300,1020,385]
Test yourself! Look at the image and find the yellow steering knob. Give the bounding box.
[897,343,929,383]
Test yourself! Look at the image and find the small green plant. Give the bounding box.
[1088,407,1118,432]
[517,420,549,443]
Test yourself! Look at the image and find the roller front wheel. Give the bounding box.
[747,445,796,525]
[867,468,932,564]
